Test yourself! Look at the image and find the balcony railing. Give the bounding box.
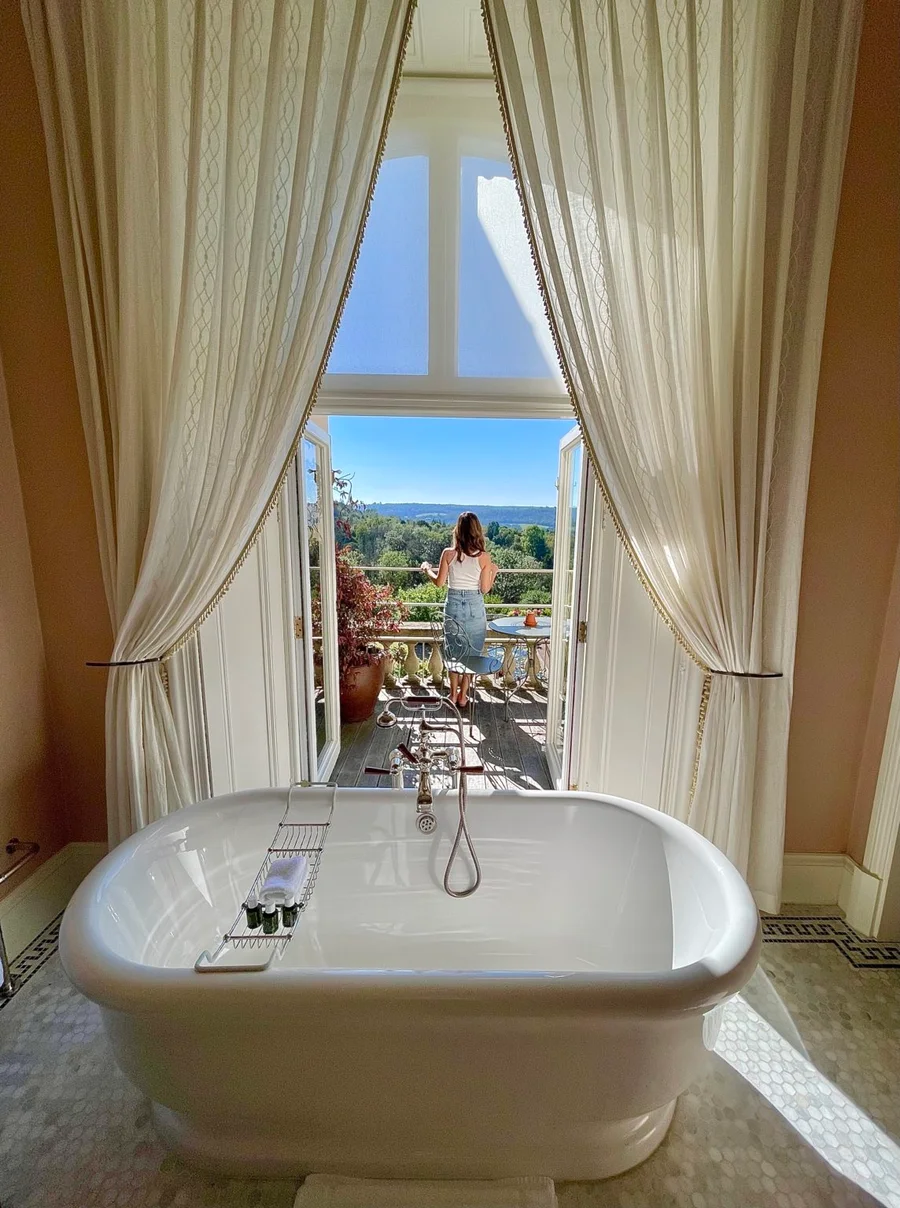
[352,565,554,610]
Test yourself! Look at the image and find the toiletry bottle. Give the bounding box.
[282,895,299,929]
[262,902,280,935]
[244,893,262,930]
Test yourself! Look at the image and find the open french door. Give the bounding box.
[287,421,341,782]
[545,425,593,789]
[192,421,341,795]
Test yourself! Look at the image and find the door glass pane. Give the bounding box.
[303,439,331,764]
[458,155,560,380]
[327,155,429,375]
[554,443,582,758]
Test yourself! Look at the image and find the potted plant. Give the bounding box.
[316,544,405,723]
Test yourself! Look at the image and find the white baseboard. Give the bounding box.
[781,852,851,907]
[0,841,107,961]
[843,862,883,937]
[781,852,882,935]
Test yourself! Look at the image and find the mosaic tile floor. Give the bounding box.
[1,917,899,1208]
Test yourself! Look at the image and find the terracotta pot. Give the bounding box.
[339,653,387,724]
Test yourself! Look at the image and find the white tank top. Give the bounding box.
[447,550,483,590]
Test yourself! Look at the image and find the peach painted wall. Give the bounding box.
[785,0,900,855]
[0,357,65,900]
[0,7,112,846]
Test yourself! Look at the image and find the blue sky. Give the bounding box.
[325,149,573,505]
[328,417,576,506]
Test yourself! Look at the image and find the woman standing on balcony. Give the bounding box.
[420,512,499,708]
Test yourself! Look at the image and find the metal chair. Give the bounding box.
[429,614,502,737]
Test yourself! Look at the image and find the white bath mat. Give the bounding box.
[294,1175,557,1208]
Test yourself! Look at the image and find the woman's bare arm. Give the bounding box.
[479,551,499,594]
[421,549,451,587]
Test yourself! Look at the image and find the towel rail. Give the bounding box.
[1,839,40,998]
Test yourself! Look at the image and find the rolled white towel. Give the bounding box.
[259,855,309,907]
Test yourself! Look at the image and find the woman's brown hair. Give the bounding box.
[453,512,486,561]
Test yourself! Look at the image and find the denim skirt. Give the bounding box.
[444,588,487,663]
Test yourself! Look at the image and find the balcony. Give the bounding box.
[332,622,551,796]
[330,562,554,791]
[333,683,552,793]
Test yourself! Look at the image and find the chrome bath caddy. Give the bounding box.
[194,784,335,973]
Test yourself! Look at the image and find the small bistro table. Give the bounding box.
[487,616,552,691]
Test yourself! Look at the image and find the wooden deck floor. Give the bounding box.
[333,685,552,792]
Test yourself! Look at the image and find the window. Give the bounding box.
[322,80,566,409]
[328,155,429,376]
[458,156,556,379]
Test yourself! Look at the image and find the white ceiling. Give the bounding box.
[403,0,494,78]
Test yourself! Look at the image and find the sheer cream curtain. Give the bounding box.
[23,0,413,845]
[484,0,862,908]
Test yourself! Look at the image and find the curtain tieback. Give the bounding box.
[709,670,782,679]
[86,658,163,667]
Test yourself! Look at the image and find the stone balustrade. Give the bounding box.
[375,621,548,691]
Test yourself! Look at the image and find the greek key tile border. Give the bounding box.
[762,914,900,970]
[0,911,64,1010]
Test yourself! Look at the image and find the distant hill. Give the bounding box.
[364,502,556,529]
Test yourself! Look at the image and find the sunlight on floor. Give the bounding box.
[720,997,900,1207]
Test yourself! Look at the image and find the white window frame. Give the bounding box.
[286,422,342,782]
[319,78,571,420]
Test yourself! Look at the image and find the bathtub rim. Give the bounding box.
[60,786,761,1017]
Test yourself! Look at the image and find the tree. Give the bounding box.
[491,525,519,549]
[521,524,550,566]
[485,545,551,604]
[378,548,412,590]
[486,520,501,540]
[349,512,394,563]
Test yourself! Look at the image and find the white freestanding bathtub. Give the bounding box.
[60,786,759,1180]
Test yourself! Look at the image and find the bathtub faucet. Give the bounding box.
[366,693,483,842]
[366,733,456,833]
[412,738,459,823]
[367,694,484,894]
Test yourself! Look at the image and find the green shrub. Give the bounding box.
[398,582,446,623]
